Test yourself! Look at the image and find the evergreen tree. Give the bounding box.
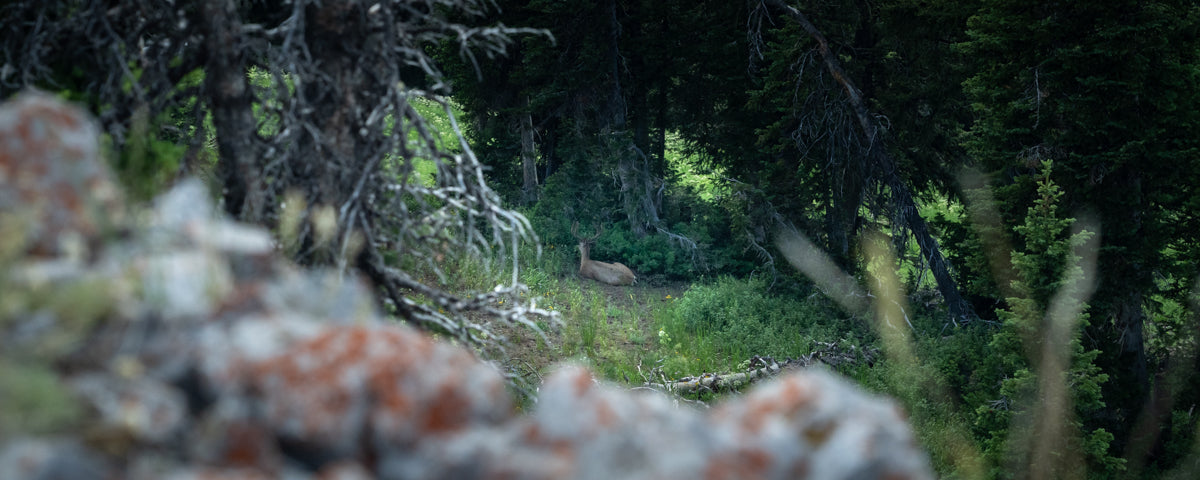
[971,161,1120,478]
[444,0,709,235]
[961,0,1200,448]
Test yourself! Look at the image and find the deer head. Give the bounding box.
[571,221,637,286]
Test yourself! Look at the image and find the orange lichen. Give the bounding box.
[704,449,772,480]
[423,383,471,433]
[593,397,617,428]
[219,422,278,468]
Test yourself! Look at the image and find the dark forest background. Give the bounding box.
[3,1,1200,478]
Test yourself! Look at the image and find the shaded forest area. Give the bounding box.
[3,0,1200,478]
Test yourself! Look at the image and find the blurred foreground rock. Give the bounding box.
[0,90,933,479]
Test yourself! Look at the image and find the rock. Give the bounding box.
[0,439,115,480]
[69,373,189,444]
[0,89,122,258]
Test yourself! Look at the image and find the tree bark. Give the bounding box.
[1114,292,1149,391]
[201,0,263,222]
[604,0,660,237]
[760,0,972,320]
[668,363,784,394]
[520,96,539,205]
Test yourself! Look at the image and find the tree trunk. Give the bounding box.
[1089,169,1150,449]
[542,117,558,181]
[653,87,668,167]
[1114,292,1149,391]
[292,2,384,265]
[201,0,263,222]
[761,0,972,320]
[604,0,659,237]
[520,96,539,205]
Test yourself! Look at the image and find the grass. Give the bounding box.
[428,243,865,396]
[424,241,695,387]
[394,184,1200,480]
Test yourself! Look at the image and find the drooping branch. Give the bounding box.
[755,0,974,320]
[1,0,560,352]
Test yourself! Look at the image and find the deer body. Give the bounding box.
[573,222,637,286]
[578,243,638,286]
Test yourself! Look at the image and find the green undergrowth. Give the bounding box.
[425,244,870,391]
[654,275,868,378]
[405,215,1200,479]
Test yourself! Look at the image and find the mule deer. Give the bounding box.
[572,221,637,286]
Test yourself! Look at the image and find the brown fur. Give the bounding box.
[573,222,637,286]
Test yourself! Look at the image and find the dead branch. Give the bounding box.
[1,0,559,351]
[660,345,879,394]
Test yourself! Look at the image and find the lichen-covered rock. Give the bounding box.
[0,439,114,480]
[69,373,189,444]
[710,371,932,479]
[0,89,122,258]
[381,365,932,480]
[244,324,514,461]
[0,91,934,479]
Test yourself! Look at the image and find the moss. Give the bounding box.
[0,362,83,435]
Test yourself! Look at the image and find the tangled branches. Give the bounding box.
[1,0,556,349]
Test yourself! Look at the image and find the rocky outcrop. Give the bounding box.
[0,90,933,479]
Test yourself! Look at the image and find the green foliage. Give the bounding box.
[659,158,762,277]
[590,225,692,279]
[961,0,1200,453]
[1159,410,1200,476]
[965,162,1119,478]
[248,67,283,137]
[107,68,210,202]
[917,321,993,401]
[1009,163,1080,309]
[529,152,739,279]
[656,276,863,375]
[0,363,82,435]
[857,348,985,480]
[929,189,1007,312]
[109,113,183,202]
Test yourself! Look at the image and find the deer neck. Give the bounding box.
[578,243,591,264]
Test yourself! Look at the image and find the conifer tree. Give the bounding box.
[960,0,1200,448]
[972,161,1120,478]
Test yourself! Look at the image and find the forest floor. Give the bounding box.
[487,277,691,399]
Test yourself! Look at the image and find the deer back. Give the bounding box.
[573,221,637,286]
[580,257,638,286]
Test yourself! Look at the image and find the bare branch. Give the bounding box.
[1,0,557,352]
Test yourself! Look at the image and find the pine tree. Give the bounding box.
[972,161,1121,478]
[960,0,1200,451]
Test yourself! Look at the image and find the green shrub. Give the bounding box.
[659,276,863,371]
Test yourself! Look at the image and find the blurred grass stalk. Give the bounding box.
[1011,218,1099,480]
[777,226,985,478]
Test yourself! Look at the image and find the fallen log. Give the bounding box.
[662,343,880,394]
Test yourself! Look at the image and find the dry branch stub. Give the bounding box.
[0,92,931,479]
